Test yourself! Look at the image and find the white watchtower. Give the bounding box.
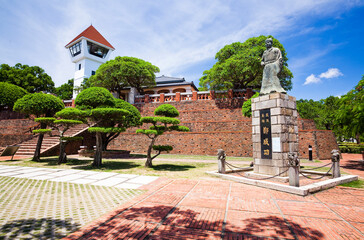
[65,25,115,99]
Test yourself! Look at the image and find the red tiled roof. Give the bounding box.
[65,25,114,49]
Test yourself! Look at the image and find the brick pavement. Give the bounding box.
[64,178,364,240]
[340,153,364,178]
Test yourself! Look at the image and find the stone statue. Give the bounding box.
[260,38,286,95]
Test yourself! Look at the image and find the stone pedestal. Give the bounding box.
[251,93,299,177]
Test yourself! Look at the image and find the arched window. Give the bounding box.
[173,88,186,93]
[157,89,170,94]
[144,90,155,95]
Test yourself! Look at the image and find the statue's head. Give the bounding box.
[265,38,273,48]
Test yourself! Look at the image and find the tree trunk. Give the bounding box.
[102,133,108,151]
[356,133,361,144]
[93,132,103,167]
[33,122,46,162]
[33,133,43,162]
[145,138,155,168]
[58,140,67,164]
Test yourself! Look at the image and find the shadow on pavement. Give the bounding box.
[152,164,196,172]
[0,217,80,239]
[69,205,324,239]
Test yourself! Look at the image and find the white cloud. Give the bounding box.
[319,68,343,79]
[304,74,321,85]
[304,68,343,85]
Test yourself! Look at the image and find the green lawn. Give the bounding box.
[0,156,250,179]
[340,179,364,188]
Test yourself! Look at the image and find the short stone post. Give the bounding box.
[288,152,300,187]
[217,149,226,174]
[144,94,150,103]
[331,149,341,178]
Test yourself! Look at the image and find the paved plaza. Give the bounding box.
[65,178,364,240]
[0,154,363,239]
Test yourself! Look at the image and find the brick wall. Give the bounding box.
[109,99,339,160]
[0,119,36,148]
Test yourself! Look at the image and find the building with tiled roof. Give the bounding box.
[65,25,114,99]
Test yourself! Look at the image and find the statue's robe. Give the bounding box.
[260,47,286,95]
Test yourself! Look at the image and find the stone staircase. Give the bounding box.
[15,124,89,156]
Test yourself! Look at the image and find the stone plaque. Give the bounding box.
[260,109,272,159]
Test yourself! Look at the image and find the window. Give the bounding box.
[69,41,82,57]
[79,64,81,70]
[87,41,108,58]
[91,71,96,75]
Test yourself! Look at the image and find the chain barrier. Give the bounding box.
[300,162,332,171]
[225,161,289,180]
[299,164,333,180]
[225,160,334,181]
[224,161,252,170]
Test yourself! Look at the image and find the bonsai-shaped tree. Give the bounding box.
[136,104,189,167]
[88,108,130,167]
[0,82,27,109]
[13,93,65,161]
[34,108,87,164]
[101,98,141,151]
[75,87,131,167]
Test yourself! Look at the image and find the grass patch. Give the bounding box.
[340,179,364,188]
[0,155,250,179]
[157,154,253,162]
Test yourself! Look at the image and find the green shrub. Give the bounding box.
[169,125,190,132]
[88,127,126,133]
[54,119,83,125]
[55,108,89,121]
[91,108,130,120]
[154,104,179,117]
[154,117,180,125]
[34,117,56,123]
[114,99,141,127]
[13,93,64,117]
[33,129,52,134]
[339,143,364,153]
[141,116,157,124]
[242,92,259,117]
[0,82,28,107]
[75,87,115,109]
[60,136,83,141]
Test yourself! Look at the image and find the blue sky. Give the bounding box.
[0,0,363,100]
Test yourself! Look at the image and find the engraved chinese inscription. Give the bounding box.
[260,109,272,159]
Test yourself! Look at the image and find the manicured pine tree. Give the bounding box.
[136,104,189,167]
[75,87,132,167]
[13,93,65,161]
[33,108,87,164]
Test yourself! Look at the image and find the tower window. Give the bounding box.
[91,71,96,75]
[87,41,108,58]
[79,64,81,70]
[69,41,82,57]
